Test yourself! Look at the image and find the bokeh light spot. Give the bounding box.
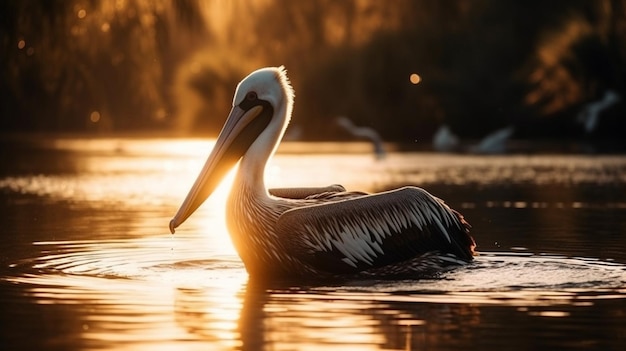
[410,73,421,85]
[90,111,101,123]
[155,108,167,120]
[77,9,86,19]
[17,40,25,50]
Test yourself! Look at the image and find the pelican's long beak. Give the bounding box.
[169,104,269,233]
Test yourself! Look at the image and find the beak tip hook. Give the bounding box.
[169,219,176,234]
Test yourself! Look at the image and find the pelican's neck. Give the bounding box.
[236,100,290,199]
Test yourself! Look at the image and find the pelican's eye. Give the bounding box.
[245,91,257,101]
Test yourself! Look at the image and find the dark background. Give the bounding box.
[1,0,625,143]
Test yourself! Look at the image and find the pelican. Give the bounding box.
[170,66,475,281]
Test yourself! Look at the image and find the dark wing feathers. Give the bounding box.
[276,186,474,274]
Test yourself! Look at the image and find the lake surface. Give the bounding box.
[1,136,625,350]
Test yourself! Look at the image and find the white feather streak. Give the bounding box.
[370,240,384,255]
[342,257,357,268]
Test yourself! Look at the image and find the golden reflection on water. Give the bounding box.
[2,138,626,350]
[17,273,246,350]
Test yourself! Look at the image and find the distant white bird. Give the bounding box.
[336,116,386,159]
[432,125,460,152]
[433,125,514,154]
[469,126,514,154]
[577,90,621,133]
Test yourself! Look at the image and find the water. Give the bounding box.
[1,136,625,350]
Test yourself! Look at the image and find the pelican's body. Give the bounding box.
[170,67,475,281]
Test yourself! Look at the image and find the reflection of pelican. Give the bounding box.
[577,90,620,133]
[170,67,475,280]
[336,116,386,159]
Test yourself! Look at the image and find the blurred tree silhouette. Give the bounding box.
[1,0,625,142]
[0,0,205,132]
[521,0,626,138]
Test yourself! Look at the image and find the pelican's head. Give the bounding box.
[233,66,294,122]
[169,66,294,233]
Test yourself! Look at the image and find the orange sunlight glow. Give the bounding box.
[12,270,247,350]
[186,165,240,258]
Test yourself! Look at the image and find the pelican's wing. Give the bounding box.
[269,184,346,199]
[276,186,474,274]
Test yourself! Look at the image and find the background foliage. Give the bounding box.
[1,0,625,142]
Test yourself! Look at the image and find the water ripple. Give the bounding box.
[318,254,626,303]
[9,237,626,307]
[5,240,625,351]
